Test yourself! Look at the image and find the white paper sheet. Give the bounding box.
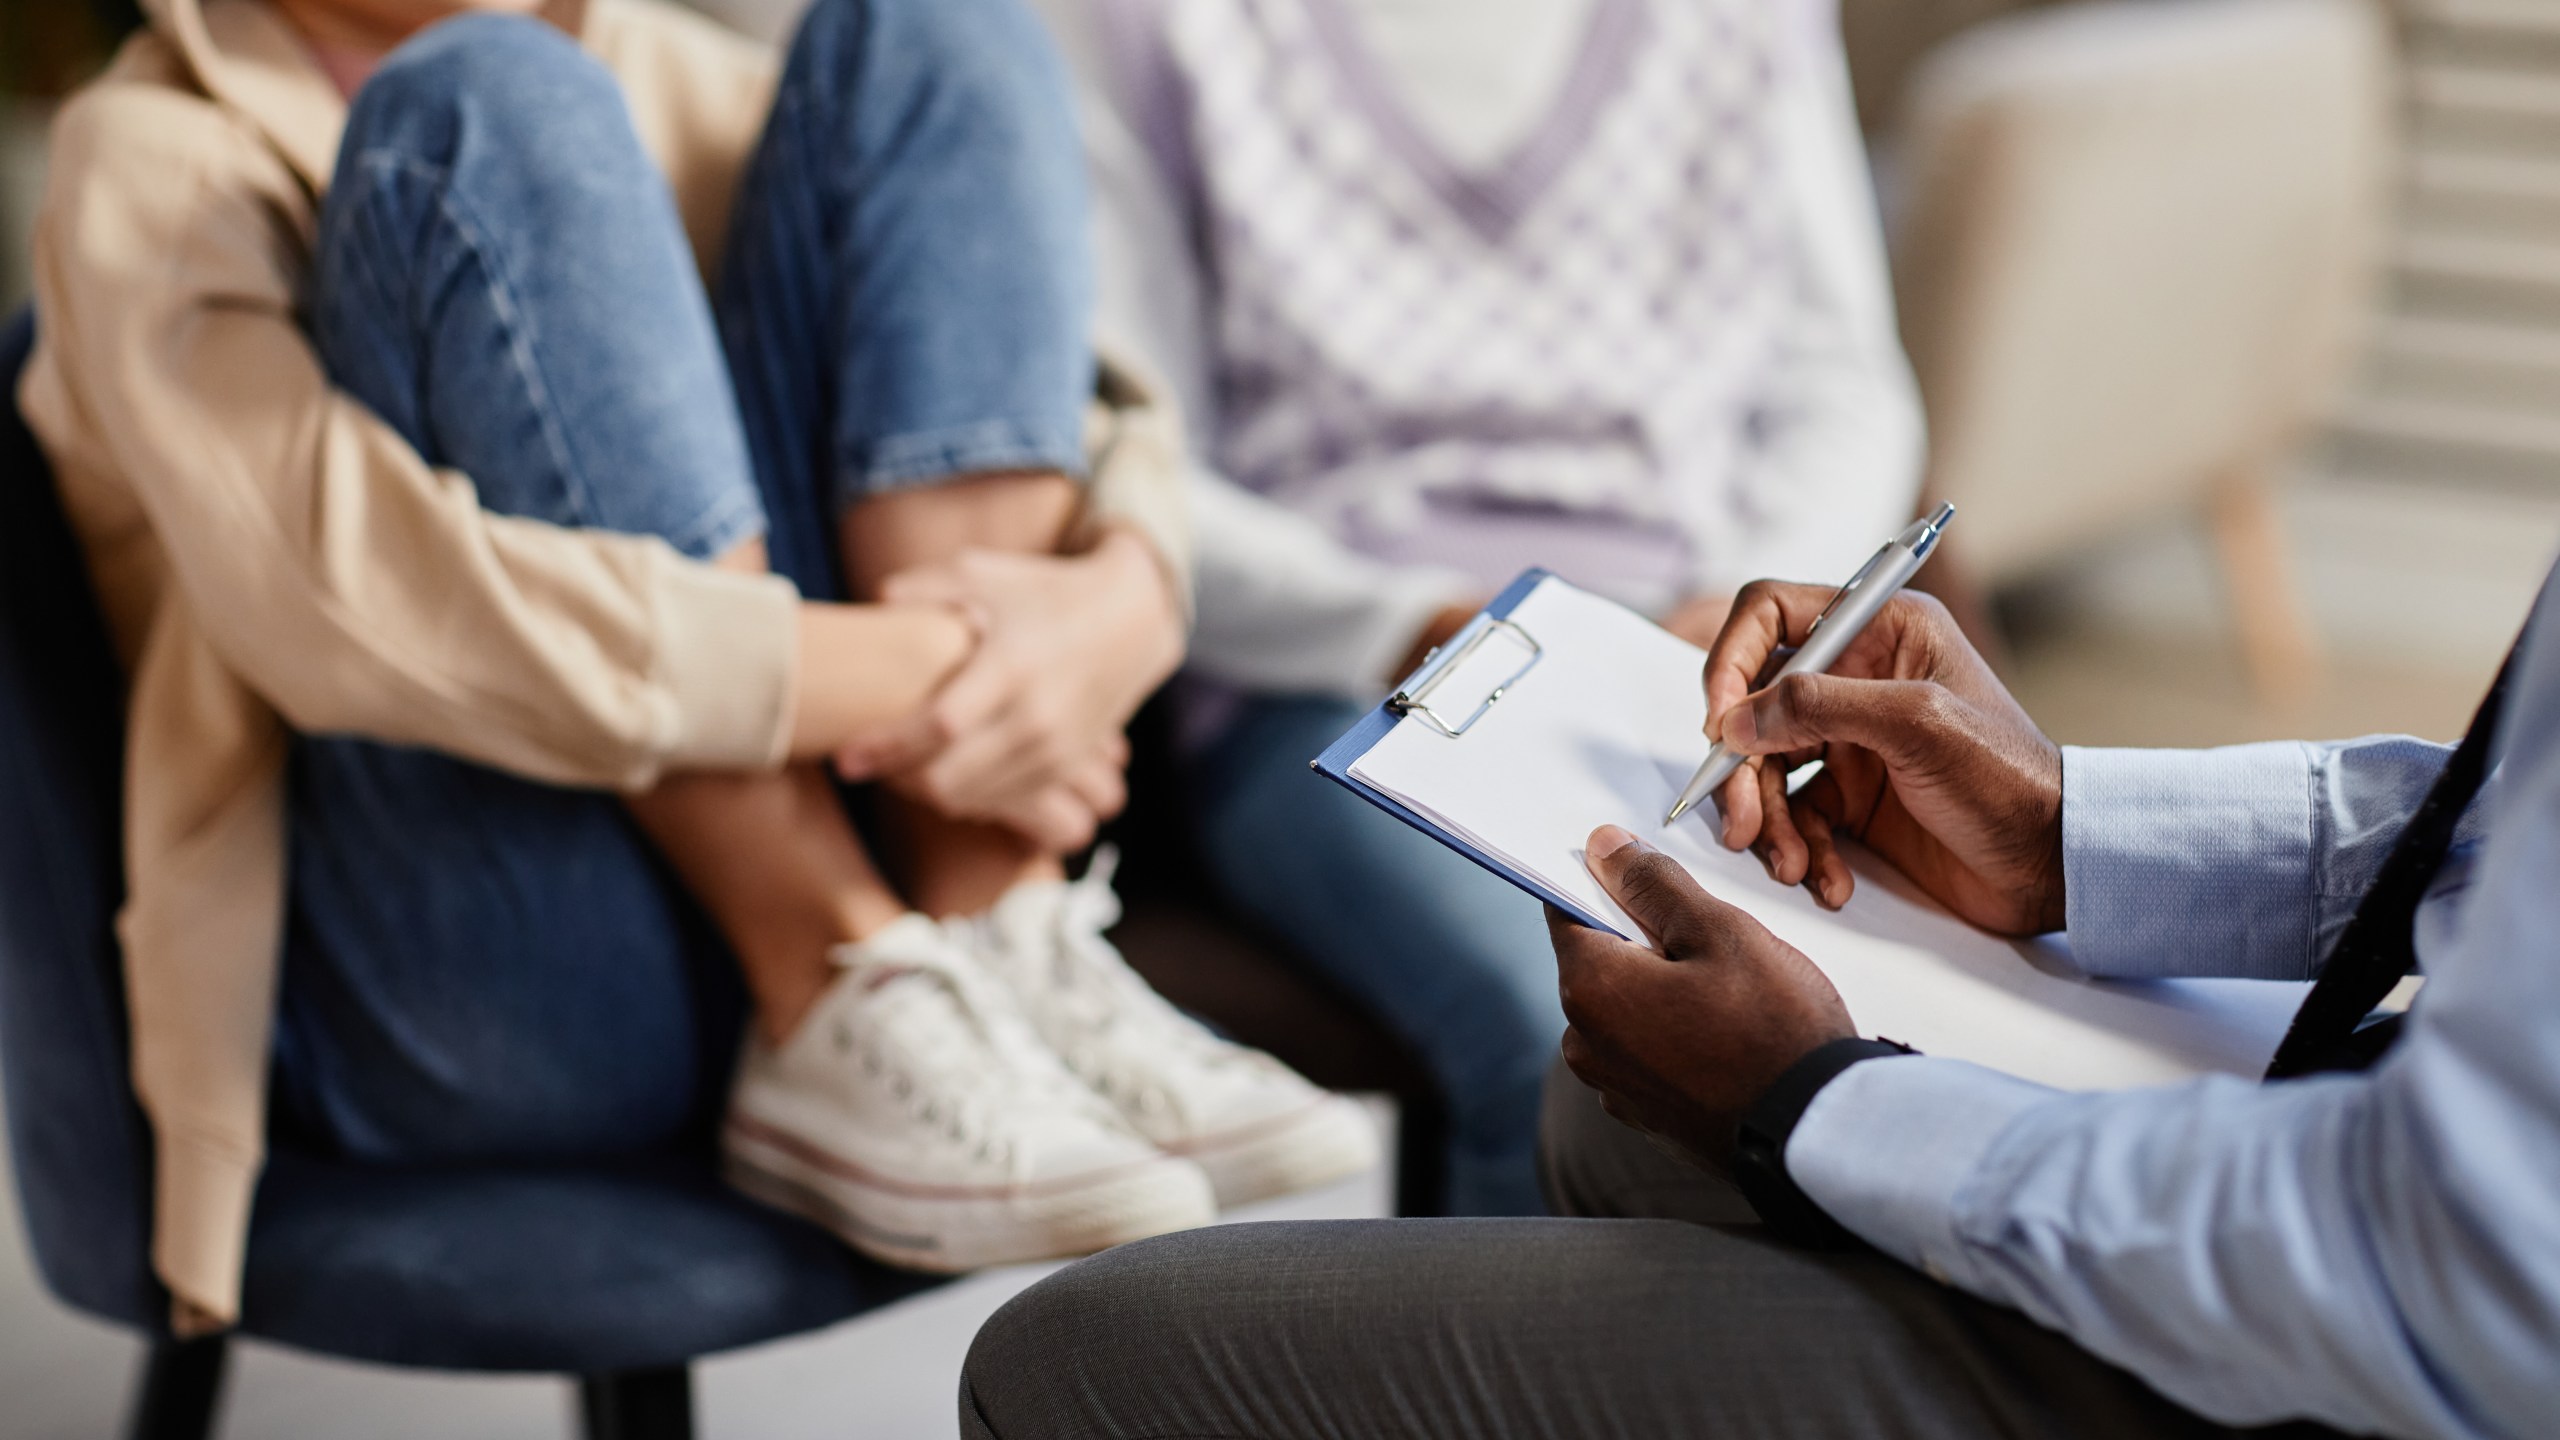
[1350,577,2307,1090]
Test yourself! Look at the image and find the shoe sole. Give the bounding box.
[722,1114,1216,1273]
[1173,1094,1381,1210]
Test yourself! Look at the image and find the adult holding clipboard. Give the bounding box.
[965,556,2560,1440]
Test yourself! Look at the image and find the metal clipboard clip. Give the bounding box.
[1385,615,1544,738]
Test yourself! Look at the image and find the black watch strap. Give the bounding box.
[1731,1036,1917,1248]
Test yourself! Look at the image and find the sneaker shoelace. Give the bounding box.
[1021,850,1263,1120]
[834,940,1129,1172]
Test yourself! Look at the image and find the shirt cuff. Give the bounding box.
[2062,744,2322,981]
[645,550,800,776]
[1786,1055,2053,1284]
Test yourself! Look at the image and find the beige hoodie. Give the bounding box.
[17,0,1185,1331]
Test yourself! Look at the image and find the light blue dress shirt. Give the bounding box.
[1786,571,2560,1440]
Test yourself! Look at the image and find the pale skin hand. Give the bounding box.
[1552,825,1854,1174]
[836,527,1184,853]
[1700,579,2068,935]
[785,601,978,759]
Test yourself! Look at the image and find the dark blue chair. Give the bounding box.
[0,309,941,1439]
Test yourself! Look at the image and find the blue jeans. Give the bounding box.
[271,0,1091,1164]
[1189,697,1565,1216]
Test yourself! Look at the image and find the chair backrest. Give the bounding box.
[1888,0,2394,581]
[0,309,162,1328]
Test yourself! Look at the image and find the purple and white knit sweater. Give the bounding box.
[1109,0,1815,610]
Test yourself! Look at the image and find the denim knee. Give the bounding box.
[789,0,1079,138]
[343,13,630,181]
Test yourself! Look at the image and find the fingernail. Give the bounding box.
[1725,703,1758,751]
[1590,824,1640,860]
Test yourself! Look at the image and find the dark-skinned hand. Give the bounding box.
[1701,580,2067,937]
[1550,825,1854,1174]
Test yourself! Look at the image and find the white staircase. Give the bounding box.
[2329,0,2560,490]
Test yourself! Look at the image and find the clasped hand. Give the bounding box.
[837,529,1183,852]
[1554,580,2071,1175]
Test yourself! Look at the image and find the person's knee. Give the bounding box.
[787,0,1078,168]
[961,1232,1200,1434]
[345,13,623,171]
[795,0,1065,95]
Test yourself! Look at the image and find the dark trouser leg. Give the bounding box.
[275,15,773,1161]
[960,1056,2345,1438]
[961,1218,2327,1440]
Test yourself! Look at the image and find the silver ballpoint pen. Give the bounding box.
[1663,502,1956,826]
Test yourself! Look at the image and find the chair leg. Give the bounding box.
[579,1365,694,1440]
[124,1334,229,1440]
[1393,1090,1452,1218]
[2210,467,2319,703]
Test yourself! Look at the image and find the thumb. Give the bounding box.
[1725,673,1946,765]
[1584,825,1730,958]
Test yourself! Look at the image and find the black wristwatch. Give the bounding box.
[1731,1036,1917,1248]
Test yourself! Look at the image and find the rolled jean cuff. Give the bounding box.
[664,489,771,563]
[836,419,1089,509]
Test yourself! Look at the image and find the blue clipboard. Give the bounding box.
[1309,567,1628,937]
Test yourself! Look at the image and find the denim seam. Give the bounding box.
[358,151,604,532]
[349,152,772,562]
[317,219,433,440]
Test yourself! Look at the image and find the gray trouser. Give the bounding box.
[959,1057,2343,1439]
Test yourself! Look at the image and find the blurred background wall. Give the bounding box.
[6,0,2553,748]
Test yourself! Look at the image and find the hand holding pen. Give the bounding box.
[1684,542,2068,933]
[1667,505,1956,826]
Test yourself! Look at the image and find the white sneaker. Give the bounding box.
[723,914,1215,1273]
[957,850,1381,1209]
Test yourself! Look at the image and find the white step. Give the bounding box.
[2408,151,2560,238]
[2393,229,2560,322]
[2403,0,2560,39]
[2321,0,2560,495]
[2414,152,2560,204]
[2381,314,2560,369]
[2410,65,2560,127]
[2367,315,2560,407]
[2331,396,2560,490]
[2399,229,2560,286]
